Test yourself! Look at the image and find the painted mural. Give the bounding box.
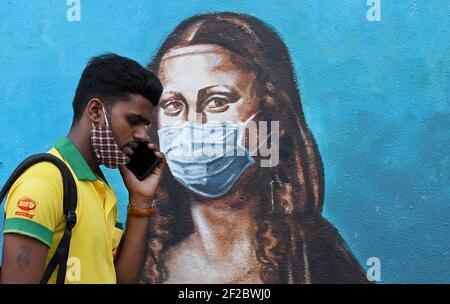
[1,1,449,284]
[141,13,367,284]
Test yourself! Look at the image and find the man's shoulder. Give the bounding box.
[13,148,66,186]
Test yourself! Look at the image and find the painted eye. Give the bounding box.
[162,100,184,116]
[204,96,229,113]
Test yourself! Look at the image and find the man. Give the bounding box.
[1,53,165,284]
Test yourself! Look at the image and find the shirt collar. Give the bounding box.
[54,136,98,181]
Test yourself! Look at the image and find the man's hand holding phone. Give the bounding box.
[119,141,166,208]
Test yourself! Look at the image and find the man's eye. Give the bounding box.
[162,100,184,116]
[204,96,229,113]
[127,117,140,125]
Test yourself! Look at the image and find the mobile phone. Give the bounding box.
[126,141,160,181]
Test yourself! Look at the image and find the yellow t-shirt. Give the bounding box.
[3,136,123,284]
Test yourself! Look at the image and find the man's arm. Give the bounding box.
[114,144,165,284]
[0,234,48,284]
[114,206,151,284]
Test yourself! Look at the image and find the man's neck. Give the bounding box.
[67,127,99,172]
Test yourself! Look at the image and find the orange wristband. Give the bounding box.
[127,202,157,217]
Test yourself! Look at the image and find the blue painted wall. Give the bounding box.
[0,0,449,283]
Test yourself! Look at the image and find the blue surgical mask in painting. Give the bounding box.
[157,114,259,198]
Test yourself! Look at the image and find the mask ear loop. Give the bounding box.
[239,111,259,153]
[243,111,260,127]
[247,111,273,157]
[102,106,110,126]
[249,131,272,156]
[245,112,276,212]
[90,105,109,128]
[243,111,275,211]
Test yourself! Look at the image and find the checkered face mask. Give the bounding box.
[90,107,130,169]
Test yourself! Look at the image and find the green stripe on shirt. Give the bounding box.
[3,217,54,247]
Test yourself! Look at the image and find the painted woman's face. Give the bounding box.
[157,44,259,128]
[155,44,266,200]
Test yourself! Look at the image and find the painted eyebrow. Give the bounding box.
[197,85,240,105]
[160,91,185,101]
[160,86,240,109]
[198,85,236,96]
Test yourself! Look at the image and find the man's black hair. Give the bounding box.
[71,53,163,126]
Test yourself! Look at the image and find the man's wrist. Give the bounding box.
[127,202,157,217]
[128,194,154,208]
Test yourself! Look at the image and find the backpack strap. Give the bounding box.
[0,153,78,284]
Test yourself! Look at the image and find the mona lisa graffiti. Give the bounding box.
[141,12,368,284]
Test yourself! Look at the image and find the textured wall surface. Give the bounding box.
[0,0,449,283]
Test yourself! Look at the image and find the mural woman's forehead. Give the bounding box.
[161,44,231,60]
[158,46,255,96]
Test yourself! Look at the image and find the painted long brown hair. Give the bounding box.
[141,12,368,283]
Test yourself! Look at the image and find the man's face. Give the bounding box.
[107,94,153,157]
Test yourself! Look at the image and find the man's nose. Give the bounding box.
[133,125,148,140]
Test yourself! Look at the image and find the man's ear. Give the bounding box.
[86,98,105,126]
